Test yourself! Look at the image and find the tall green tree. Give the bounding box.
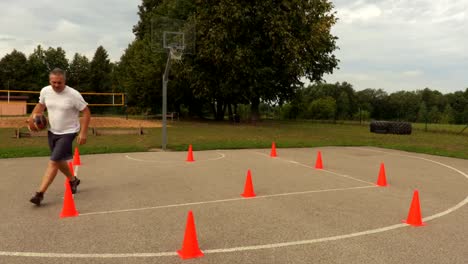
[191,0,339,120]
[26,45,49,90]
[440,104,455,124]
[417,102,428,123]
[122,0,339,119]
[428,106,441,123]
[117,39,161,112]
[43,47,69,71]
[336,91,351,120]
[387,91,421,121]
[133,0,165,40]
[68,53,91,92]
[446,91,468,124]
[89,46,112,93]
[0,50,29,90]
[306,97,336,120]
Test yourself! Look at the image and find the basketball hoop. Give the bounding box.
[169,46,184,61]
[151,16,196,150]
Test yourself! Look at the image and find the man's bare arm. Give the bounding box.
[31,103,46,118]
[77,106,91,145]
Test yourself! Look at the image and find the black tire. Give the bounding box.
[370,121,390,134]
[388,121,412,135]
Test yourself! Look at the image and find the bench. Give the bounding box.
[145,111,179,121]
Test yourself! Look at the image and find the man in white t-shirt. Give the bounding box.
[29,68,91,206]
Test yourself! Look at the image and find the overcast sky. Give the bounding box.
[0,0,467,93]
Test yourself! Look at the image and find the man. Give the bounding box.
[29,68,91,206]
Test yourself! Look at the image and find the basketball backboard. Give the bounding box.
[151,16,196,55]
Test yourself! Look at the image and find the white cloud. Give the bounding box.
[338,4,382,24]
[325,0,468,93]
[0,0,140,61]
[402,70,424,77]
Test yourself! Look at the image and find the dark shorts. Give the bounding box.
[48,131,77,161]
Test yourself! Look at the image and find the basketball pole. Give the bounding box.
[162,51,172,150]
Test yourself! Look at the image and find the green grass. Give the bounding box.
[0,120,467,159]
[412,122,467,134]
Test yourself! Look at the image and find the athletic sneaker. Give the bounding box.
[69,177,80,194]
[30,192,44,206]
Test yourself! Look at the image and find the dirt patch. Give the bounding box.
[88,117,162,128]
[0,116,162,128]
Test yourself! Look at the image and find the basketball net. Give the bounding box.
[169,46,184,62]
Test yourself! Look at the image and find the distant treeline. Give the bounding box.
[280,82,468,124]
[0,47,467,124]
[0,46,114,94]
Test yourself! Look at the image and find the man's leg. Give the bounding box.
[37,161,59,193]
[30,161,58,205]
[38,160,75,193]
[57,160,80,194]
[30,132,79,206]
[50,133,80,194]
[30,160,79,205]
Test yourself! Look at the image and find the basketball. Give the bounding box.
[27,115,48,132]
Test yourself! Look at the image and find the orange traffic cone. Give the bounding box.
[186,145,194,162]
[60,179,79,218]
[315,151,323,169]
[177,211,204,259]
[68,161,75,177]
[241,170,256,198]
[403,190,425,226]
[376,163,387,187]
[270,142,277,157]
[73,147,81,166]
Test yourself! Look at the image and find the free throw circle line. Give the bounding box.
[80,185,375,216]
[125,151,225,163]
[253,151,375,185]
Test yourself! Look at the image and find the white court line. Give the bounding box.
[125,151,226,163]
[80,185,375,216]
[253,151,375,186]
[349,147,468,223]
[1,148,466,258]
[0,251,177,258]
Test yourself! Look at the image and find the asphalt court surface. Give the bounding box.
[0,147,467,264]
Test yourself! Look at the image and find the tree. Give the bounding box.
[190,0,339,120]
[43,47,69,71]
[428,106,441,123]
[446,91,468,124]
[116,39,162,112]
[133,0,166,40]
[356,88,389,120]
[89,46,112,93]
[122,0,339,120]
[440,104,455,124]
[418,88,446,112]
[68,53,91,92]
[463,106,468,124]
[356,89,374,116]
[0,50,29,90]
[387,91,421,121]
[306,97,336,120]
[417,102,428,123]
[27,45,49,90]
[336,91,351,120]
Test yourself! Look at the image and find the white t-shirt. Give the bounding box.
[39,86,88,134]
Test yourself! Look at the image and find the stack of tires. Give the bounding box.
[370,121,412,135]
